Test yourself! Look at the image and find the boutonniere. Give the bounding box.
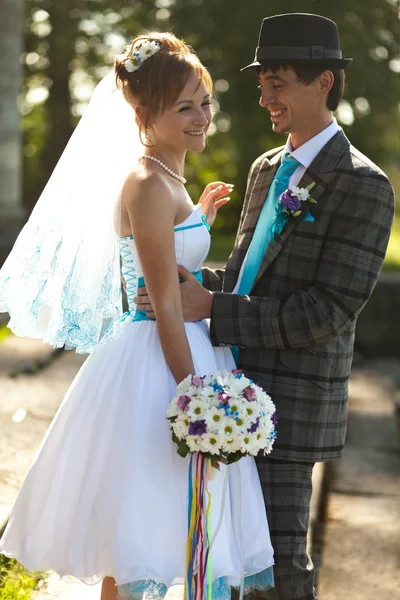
[270,182,317,241]
[279,182,317,218]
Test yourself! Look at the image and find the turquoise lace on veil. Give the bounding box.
[0,73,140,354]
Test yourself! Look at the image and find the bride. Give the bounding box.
[0,32,274,600]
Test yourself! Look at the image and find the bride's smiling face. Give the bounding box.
[149,74,212,153]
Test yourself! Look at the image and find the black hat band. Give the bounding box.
[256,45,343,61]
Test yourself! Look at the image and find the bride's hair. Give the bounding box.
[115,32,213,144]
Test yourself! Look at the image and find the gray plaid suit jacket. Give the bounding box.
[203,130,394,462]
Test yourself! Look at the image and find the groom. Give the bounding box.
[135,13,394,600]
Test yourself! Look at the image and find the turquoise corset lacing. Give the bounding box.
[119,216,209,323]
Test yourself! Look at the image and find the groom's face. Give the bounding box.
[258,67,322,136]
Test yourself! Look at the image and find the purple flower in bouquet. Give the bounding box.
[247,416,260,433]
[232,369,243,378]
[218,391,231,405]
[242,385,257,402]
[188,420,207,435]
[271,413,277,426]
[191,376,204,388]
[177,394,191,412]
[280,189,301,212]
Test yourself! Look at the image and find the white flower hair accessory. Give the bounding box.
[124,40,162,73]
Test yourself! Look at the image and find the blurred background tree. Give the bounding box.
[18,0,400,262]
[0,0,24,266]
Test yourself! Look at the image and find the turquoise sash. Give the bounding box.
[132,271,203,322]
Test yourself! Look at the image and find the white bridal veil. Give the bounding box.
[0,73,141,353]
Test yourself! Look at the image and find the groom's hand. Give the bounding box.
[133,265,214,321]
[177,266,214,321]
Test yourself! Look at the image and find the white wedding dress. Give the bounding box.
[0,204,274,599]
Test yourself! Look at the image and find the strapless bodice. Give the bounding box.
[119,204,210,318]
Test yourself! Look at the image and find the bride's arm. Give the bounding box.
[122,173,195,384]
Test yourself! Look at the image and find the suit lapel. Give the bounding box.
[223,153,282,292]
[251,130,350,290]
[239,154,281,253]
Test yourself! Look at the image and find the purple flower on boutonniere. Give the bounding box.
[270,182,317,240]
[280,189,302,213]
[279,182,317,218]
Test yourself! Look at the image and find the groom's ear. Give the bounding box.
[318,70,334,97]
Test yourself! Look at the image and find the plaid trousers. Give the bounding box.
[232,458,318,600]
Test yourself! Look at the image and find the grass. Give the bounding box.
[0,555,43,600]
[0,325,11,344]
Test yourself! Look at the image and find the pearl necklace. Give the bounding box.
[140,155,187,184]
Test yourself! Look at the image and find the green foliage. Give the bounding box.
[383,217,400,271]
[0,555,42,600]
[22,0,400,254]
[0,325,11,343]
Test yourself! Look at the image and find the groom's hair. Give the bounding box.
[258,63,345,111]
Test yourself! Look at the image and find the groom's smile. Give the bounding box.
[258,66,327,147]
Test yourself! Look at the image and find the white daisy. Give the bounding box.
[186,435,202,453]
[175,374,192,395]
[205,407,226,432]
[239,432,260,456]
[218,417,239,439]
[199,432,222,455]
[257,423,275,453]
[221,436,241,453]
[187,398,207,420]
[243,402,261,421]
[140,40,161,57]
[167,400,180,418]
[172,415,190,440]
[124,58,136,73]
[234,411,253,432]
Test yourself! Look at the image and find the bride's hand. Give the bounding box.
[198,181,234,227]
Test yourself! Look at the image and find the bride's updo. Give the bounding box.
[115,32,213,143]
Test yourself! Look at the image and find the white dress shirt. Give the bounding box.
[232,119,341,293]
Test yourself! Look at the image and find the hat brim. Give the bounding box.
[241,57,353,71]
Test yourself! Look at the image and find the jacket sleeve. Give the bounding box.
[209,174,395,350]
[202,267,225,292]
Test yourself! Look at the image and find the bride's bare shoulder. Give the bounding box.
[121,167,175,221]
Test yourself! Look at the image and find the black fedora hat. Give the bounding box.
[242,13,352,71]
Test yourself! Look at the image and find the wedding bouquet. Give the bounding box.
[167,368,276,463]
[167,369,276,600]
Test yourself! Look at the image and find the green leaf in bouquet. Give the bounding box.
[225,451,244,465]
[177,440,190,458]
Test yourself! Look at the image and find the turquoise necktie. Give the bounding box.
[231,153,300,366]
[237,153,300,295]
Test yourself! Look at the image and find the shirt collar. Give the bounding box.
[283,119,341,168]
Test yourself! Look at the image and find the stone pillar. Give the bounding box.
[0,0,24,267]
